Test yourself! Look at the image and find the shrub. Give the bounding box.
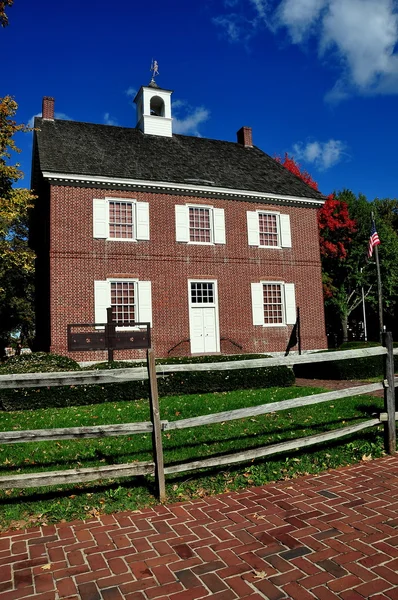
[294,345,385,380]
[0,352,81,374]
[0,353,294,411]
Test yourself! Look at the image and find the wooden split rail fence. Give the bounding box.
[0,335,396,502]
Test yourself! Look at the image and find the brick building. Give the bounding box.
[30,81,327,361]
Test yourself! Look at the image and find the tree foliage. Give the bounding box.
[277,153,356,261]
[275,153,398,341]
[0,96,36,349]
[0,0,13,27]
[330,190,398,340]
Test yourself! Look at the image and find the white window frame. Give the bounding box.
[247,210,292,249]
[251,281,296,327]
[94,278,152,331]
[261,280,286,327]
[175,204,226,245]
[258,211,281,249]
[93,198,150,242]
[188,204,215,245]
[188,280,217,308]
[107,278,138,330]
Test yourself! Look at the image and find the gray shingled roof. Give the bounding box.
[34,117,324,200]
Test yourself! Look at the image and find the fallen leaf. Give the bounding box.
[41,564,51,570]
[362,454,372,461]
[253,570,267,579]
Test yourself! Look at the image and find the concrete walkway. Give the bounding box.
[0,455,397,599]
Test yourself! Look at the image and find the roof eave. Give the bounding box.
[41,171,326,207]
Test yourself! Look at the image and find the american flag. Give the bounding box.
[368,221,380,258]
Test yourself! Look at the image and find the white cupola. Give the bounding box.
[134,81,173,137]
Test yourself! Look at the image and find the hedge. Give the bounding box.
[0,353,295,411]
[293,343,385,380]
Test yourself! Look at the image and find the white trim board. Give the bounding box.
[42,172,325,207]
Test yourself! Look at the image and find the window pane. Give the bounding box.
[191,282,214,304]
[263,283,283,324]
[109,201,134,239]
[259,213,278,247]
[111,281,135,324]
[189,207,211,243]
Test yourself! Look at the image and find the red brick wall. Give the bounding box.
[47,184,327,360]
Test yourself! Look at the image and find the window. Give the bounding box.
[175,205,226,244]
[109,201,134,239]
[247,211,291,248]
[263,283,283,324]
[110,281,135,324]
[93,199,149,241]
[94,279,152,328]
[259,213,278,247]
[190,282,214,304]
[189,207,211,243]
[251,282,296,326]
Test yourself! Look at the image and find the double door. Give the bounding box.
[188,281,219,354]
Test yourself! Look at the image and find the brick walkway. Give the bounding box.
[1,456,398,599]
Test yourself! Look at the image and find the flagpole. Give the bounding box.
[371,211,384,340]
[360,267,367,342]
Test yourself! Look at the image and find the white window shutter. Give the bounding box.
[213,208,226,244]
[247,211,260,246]
[175,205,189,242]
[284,283,296,324]
[280,214,292,248]
[136,202,150,240]
[94,281,110,325]
[138,281,152,325]
[251,283,264,325]
[93,199,108,238]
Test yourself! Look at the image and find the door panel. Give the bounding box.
[190,309,205,354]
[203,307,217,352]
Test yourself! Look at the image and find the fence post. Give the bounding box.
[147,348,166,502]
[383,331,396,454]
[106,307,114,363]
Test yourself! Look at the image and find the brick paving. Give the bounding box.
[0,457,397,599]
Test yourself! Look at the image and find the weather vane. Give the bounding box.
[150,59,159,83]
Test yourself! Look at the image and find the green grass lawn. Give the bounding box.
[0,385,386,531]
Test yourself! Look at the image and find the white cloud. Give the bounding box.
[28,112,71,127]
[276,0,327,42]
[320,0,398,96]
[292,139,346,170]
[104,113,118,126]
[126,86,137,97]
[172,101,210,136]
[212,14,247,42]
[214,0,398,99]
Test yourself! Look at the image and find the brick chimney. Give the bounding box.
[42,96,55,120]
[237,126,253,148]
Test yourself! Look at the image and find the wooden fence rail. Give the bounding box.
[0,339,395,498]
[0,345,389,390]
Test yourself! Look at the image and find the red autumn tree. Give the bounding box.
[276,153,356,260]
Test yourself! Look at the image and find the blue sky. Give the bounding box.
[4,0,398,200]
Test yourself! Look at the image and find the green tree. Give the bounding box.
[325,190,398,341]
[0,96,35,352]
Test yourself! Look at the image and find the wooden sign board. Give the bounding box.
[67,320,151,354]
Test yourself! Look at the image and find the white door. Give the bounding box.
[189,281,219,354]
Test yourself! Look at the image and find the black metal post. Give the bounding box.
[106,307,114,363]
[297,307,301,355]
[383,331,396,454]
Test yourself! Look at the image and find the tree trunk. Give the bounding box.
[341,314,348,343]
